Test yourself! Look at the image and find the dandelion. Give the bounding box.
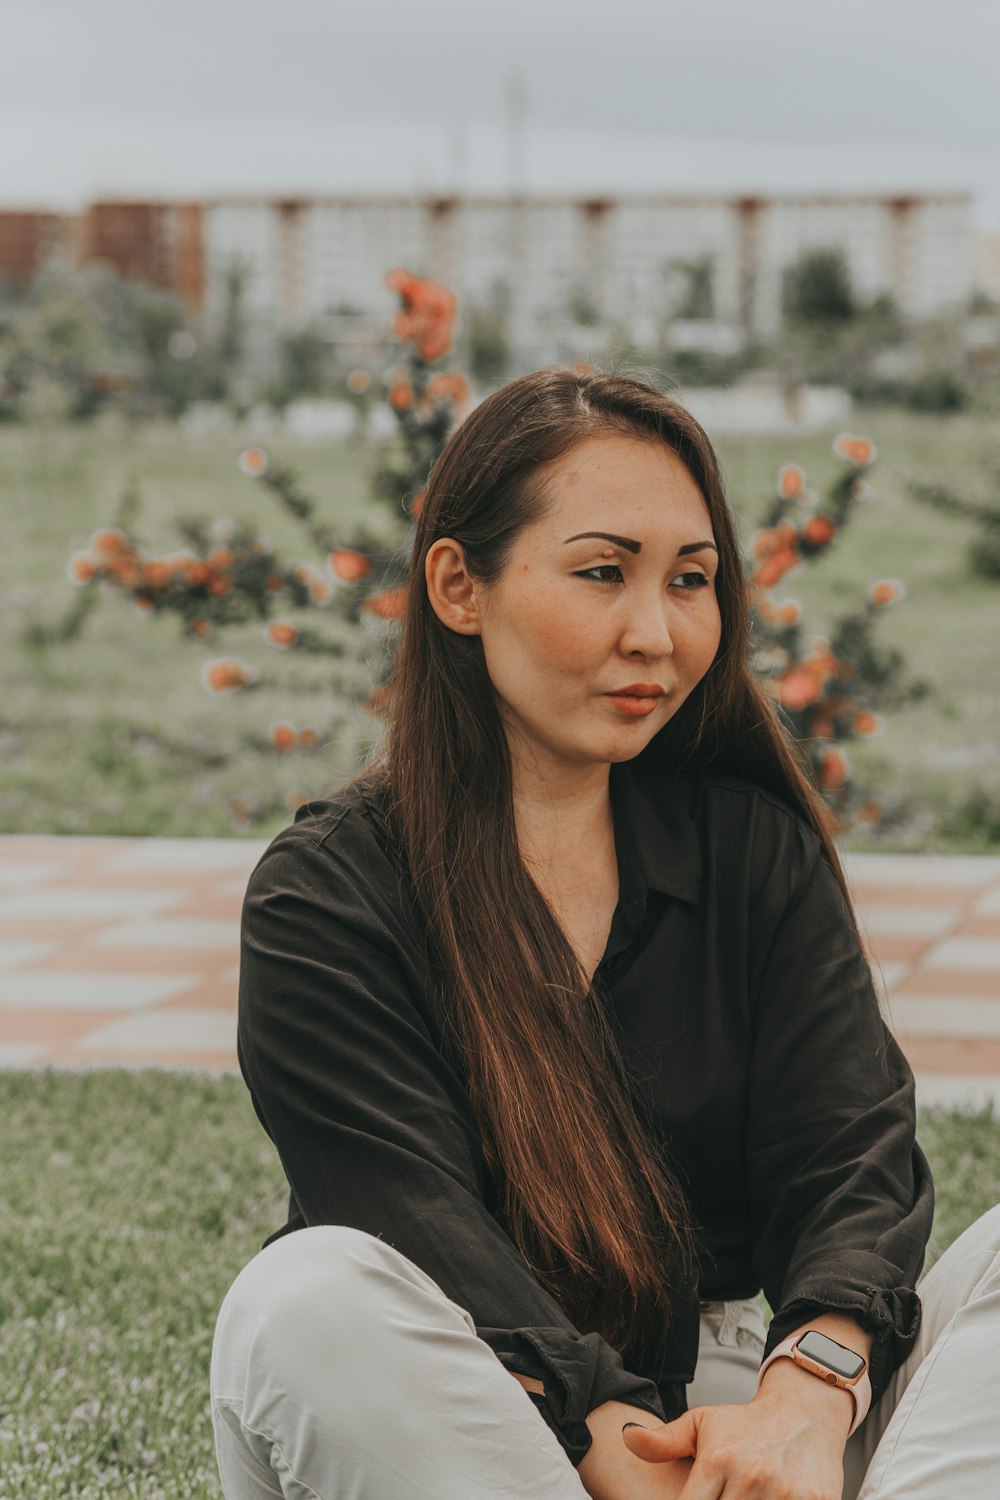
[868,579,905,608]
[202,658,254,694]
[265,620,298,649]
[833,433,877,468]
[239,449,268,477]
[330,549,373,582]
[776,464,807,501]
[362,587,408,620]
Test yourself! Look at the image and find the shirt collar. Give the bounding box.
[609,759,703,912]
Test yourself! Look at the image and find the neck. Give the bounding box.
[509,746,614,878]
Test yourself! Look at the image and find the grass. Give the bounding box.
[2,405,999,846]
[0,1068,997,1498]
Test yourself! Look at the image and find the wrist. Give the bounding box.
[756,1354,855,1434]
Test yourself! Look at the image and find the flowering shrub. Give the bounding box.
[60,271,916,831]
[749,435,924,827]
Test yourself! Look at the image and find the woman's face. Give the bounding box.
[467,431,723,777]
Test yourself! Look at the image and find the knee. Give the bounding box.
[211,1226,467,1414]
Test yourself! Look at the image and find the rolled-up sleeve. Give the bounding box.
[746,815,934,1403]
[237,816,665,1466]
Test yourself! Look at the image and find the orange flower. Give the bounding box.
[239,447,268,476]
[142,559,173,592]
[207,575,233,598]
[811,716,835,740]
[266,572,285,593]
[424,371,471,408]
[362,684,393,716]
[297,726,319,749]
[346,369,371,394]
[330,549,373,582]
[389,379,413,411]
[91,528,129,557]
[833,433,877,468]
[801,514,837,547]
[265,620,298,649]
[868,578,905,607]
[68,552,96,584]
[853,710,882,736]
[778,666,822,710]
[202,657,253,694]
[855,799,881,826]
[410,489,426,519]
[207,547,233,571]
[293,563,332,605]
[188,616,212,639]
[772,600,801,627]
[818,746,850,790]
[269,721,297,754]
[776,464,807,501]
[754,546,799,590]
[226,796,254,828]
[362,587,408,620]
[184,559,212,587]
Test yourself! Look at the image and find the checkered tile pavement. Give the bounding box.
[1,836,999,1109]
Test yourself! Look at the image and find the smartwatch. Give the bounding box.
[757,1330,871,1437]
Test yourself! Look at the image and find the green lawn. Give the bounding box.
[2,406,998,846]
[1,1068,997,1498]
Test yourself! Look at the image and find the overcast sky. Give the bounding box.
[4,0,999,225]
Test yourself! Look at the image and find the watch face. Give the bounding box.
[796,1331,867,1381]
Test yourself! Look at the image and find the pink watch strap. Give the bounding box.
[757,1333,872,1438]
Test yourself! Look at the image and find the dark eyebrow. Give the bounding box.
[563,531,718,558]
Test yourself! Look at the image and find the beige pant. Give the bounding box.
[211,1205,1000,1499]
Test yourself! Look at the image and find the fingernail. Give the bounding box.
[621,1422,643,1432]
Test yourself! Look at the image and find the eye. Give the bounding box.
[670,571,711,591]
[574,565,623,584]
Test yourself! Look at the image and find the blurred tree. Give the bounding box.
[783,248,856,324]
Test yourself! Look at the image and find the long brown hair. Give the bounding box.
[352,367,850,1353]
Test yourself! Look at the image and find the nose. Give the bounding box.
[619,588,674,660]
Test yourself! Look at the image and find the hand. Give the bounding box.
[621,1375,849,1500]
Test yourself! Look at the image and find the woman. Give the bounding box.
[211,368,1000,1500]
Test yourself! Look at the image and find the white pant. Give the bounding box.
[210,1205,1000,1499]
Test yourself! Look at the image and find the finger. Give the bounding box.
[622,1411,697,1463]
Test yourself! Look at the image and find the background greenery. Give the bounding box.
[1,1068,996,1499]
[3,405,998,848]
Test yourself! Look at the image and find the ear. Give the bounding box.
[425,537,484,636]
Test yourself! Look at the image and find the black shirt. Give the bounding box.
[237,757,933,1467]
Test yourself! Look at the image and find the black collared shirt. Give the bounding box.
[237,758,933,1467]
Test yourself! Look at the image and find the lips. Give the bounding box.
[607,684,664,697]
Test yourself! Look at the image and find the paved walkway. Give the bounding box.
[1,836,999,1110]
